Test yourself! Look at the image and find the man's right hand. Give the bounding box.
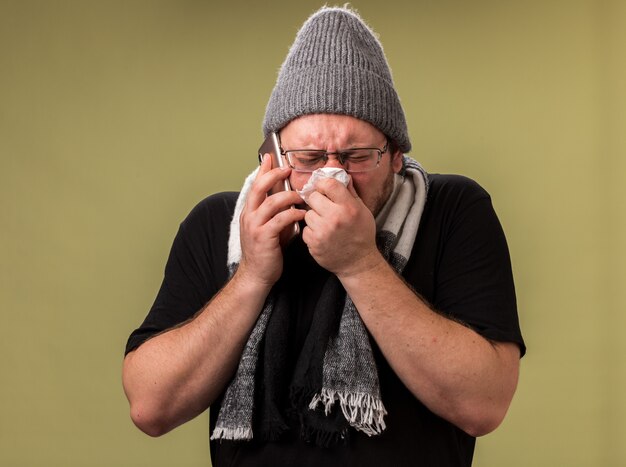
[237,154,306,288]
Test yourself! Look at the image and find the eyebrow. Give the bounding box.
[285,141,385,150]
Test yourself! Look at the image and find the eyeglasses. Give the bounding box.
[281,140,388,173]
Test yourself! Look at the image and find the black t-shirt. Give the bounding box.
[126,174,525,467]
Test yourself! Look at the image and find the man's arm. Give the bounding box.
[340,262,520,437]
[123,273,269,437]
[303,178,520,437]
[122,157,306,437]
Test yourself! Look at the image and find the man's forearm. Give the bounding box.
[338,257,520,437]
[122,271,270,437]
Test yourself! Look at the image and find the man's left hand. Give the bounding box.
[302,178,383,277]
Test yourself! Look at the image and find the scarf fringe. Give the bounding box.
[210,426,253,441]
[211,407,293,442]
[309,388,387,437]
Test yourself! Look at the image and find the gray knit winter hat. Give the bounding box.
[262,6,411,153]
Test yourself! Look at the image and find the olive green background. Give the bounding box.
[1,0,625,466]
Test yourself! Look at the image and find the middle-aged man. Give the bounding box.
[123,6,526,467]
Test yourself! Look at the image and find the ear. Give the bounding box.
[391,149,404,174]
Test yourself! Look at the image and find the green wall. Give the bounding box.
[1,1,624,465]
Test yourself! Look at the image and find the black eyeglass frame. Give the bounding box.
[280,140,389,173]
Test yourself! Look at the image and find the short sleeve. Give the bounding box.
[408,175,525,356]
[124,192,238,355]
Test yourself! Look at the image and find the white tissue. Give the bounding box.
[297,167,350,204]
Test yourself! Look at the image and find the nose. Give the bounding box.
[324,154,344,169]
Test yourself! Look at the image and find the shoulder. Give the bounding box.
[184,191,240,223]
[180,191,239,232]
[413,173,511,263]
[421,174,495,229]
[426,173,491,207]
[172,192,240,255]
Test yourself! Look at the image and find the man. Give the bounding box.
[123,6,525,466]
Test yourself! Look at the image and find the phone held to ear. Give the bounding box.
[258,132,301,244]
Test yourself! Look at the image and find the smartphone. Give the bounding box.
[258,132,300,243]
[258,132,291,195]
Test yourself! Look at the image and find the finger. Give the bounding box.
[256,153,273,178]
[313,177,355,204]
[246,159,292,209]
[254,190,304,225]
[303,189,334,213]
[265,207,306,236]
[303,208,322,231]
[241,201,305,245]
[300,224,314,248]
[244,154,272,208]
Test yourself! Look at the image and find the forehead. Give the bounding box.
[280,114,384,147]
